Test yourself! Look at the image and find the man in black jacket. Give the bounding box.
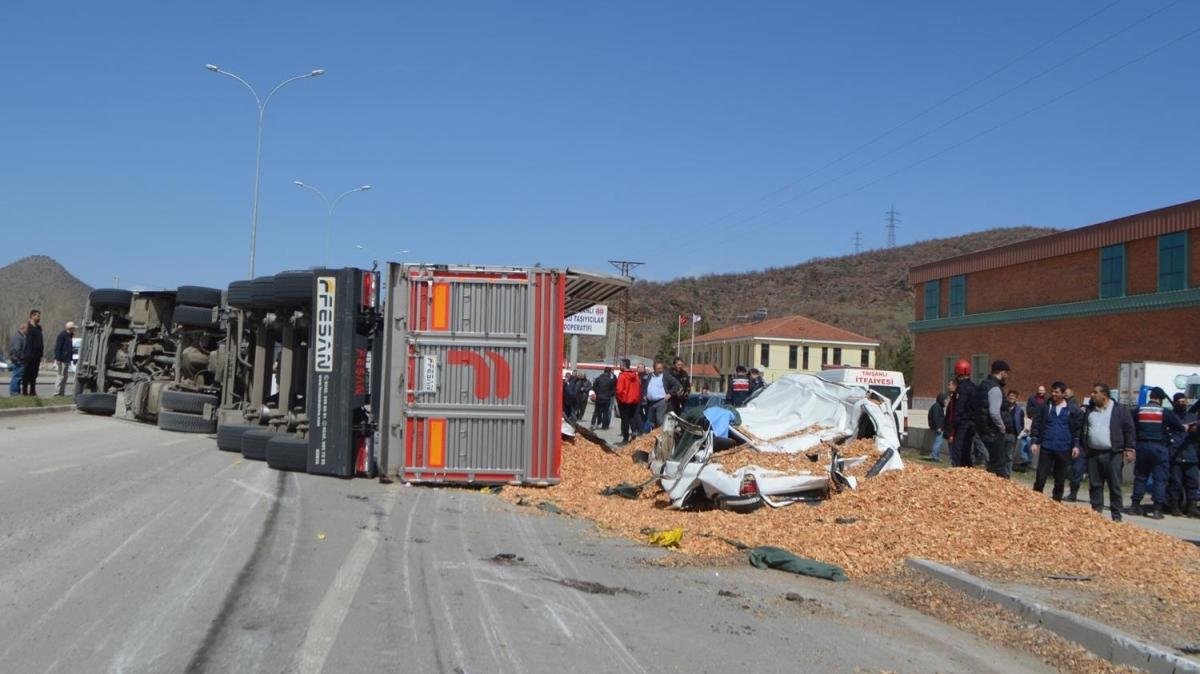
[1078,383,1136,521]
[669,358,691,415]
[948,360,976,467]
[970,360,1010,476]
[21,309,44,396]
[53,321,76,396]
[590,367,616,429]
[925,393,947,462]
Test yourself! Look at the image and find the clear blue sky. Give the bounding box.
[2,1,1198,288]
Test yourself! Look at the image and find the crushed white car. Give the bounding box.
[650,374,904,512]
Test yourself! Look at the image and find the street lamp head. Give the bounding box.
[205,64,220,72]
[359,185,372,191]
[310,69,326,77]
[293,180,305,187]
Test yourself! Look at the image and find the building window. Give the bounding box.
[802,346,810,370]
[1100,244,1125,299]
[1159,232,1188,291]
[948,275,966,317]
[788,345,798,369]
[760,344,769,368]
[821,347,828,365]
[860,349,869,367]
[923,281,940,320]
[832,347,842,365]
[971,354,989,385]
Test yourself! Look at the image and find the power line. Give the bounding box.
[885,207,900,248]
[676,0,1125,238]
[608,260,644,361]
[853,230,863,255]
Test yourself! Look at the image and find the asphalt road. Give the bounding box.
[0,368,65,397]
[0,413,1056,673]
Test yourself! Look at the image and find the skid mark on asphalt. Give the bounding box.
[457,498,525,674]
[230,477,280,502]
[292,486,400,674]
[102,450,138,459]
[29,463,81,475]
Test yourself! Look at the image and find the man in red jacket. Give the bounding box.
[615,359,643,444]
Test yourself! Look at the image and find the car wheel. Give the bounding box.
[241,429,276,460]
[266,435,308,472]
[160,389,219,414]
[75,392,117,416]
[157,410,217,434]
[176,285,223,308]
[271,270,314,306]
[88,288,134,312]
[216,423,253,452]
[173,304,217,330]
[227,280,255,310]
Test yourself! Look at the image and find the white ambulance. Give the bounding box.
[816,366,910,438]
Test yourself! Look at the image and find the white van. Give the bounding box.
[815,366,909,437]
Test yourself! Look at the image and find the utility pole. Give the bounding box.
[853,230,862,255]
[885,205,900,248]
[608,260,644,362]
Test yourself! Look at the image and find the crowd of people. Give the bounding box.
[561,358,764,444]
[6,310,76,397]
[926,358,1199,521]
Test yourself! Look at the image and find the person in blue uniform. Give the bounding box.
[1130,387,1185,520]
[1167,393,1200,517]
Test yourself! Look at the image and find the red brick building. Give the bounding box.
[909,200,1200,401]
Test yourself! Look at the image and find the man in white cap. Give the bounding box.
[53,321,76,396]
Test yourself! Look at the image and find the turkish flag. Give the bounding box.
[679,314,687,326]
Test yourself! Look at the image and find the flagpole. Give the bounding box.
[689,316,695,377]
[677,316,682,358]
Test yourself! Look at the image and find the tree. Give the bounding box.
[654,321,679,364]
[879,334,913,384]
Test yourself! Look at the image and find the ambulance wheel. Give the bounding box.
[241,429,276,461]
[266,435,309,472]
[157,410,217,434]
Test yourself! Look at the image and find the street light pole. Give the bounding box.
[296,182,372,266]
[205,64,325,278]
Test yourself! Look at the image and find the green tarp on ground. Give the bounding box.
[747,546,849,582]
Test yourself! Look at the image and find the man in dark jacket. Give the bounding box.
[1131,387,1185,519]
[669,358,691,415]
[948,360,976,467]
[8,322,27,395]
[1030,381,1082,501]
[572,372,591,422]
[1078,383,1136,521]
[970,360,1010,476]
[748,369,765,397]
[725,365,751,407]
[590,367,616,430]
[1167,393,1200,517]
[925,393,947,462]
[562,373,576,419]
[1002,389,1025,477]
[21,309,44,396]
[53,321,76,396]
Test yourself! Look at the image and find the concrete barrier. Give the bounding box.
[0,405,75,418]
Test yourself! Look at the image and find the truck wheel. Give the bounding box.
[88,289,133,312]
[216,424,253,452]
[173,305,217,330]
[250,276,277,308]
[157,410,217,434]
[160,389,218,414]
[266,435,309,472]
[241,429,276,460]
[176,285,223,308]
[227,281,255,310]
[271,270,315,306]
[75,392,116,415]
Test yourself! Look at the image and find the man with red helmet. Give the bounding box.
[948,358,977,467]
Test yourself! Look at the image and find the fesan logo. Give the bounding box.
[315,277,336,372]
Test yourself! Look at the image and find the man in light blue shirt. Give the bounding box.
[644,361,680,429]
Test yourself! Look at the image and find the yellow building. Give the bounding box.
[692,314,879,388]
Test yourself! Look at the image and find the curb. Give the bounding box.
[906,558,1200,674]
[0,405,76,418]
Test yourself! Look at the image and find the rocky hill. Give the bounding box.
[585,227,1056,363]
[0,256,92,357]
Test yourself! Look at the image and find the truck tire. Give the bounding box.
[88,288,133,312]
[241,429,276,461]
[173,304,217,330]
[271,270,314,306]
[227,281,254,310]
[157,410,217,434]
[250,276,276,308]
[266,435,309,472]
[176,285,223,308]
[75,392,117,415]
[216,423,253,452]
[160,389,218,414]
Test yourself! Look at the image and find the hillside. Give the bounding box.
[588,227,1056,362]
[0,256,92,354]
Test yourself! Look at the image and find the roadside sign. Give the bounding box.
[564,304,607,336]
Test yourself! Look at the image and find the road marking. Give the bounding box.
[160,438,188,447]
[103,450,138,459]
[294,487,399,674]
[29,463,82,475]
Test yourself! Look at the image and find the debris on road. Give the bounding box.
[747,546,849,582]
[647,527,684,548]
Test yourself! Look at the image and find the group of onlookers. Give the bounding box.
[927,358,1200,521]
[6,310,76,397]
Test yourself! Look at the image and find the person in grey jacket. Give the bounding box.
[970,360,1011,477]
[1078,382,1136,521]
[8,323,27,395]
